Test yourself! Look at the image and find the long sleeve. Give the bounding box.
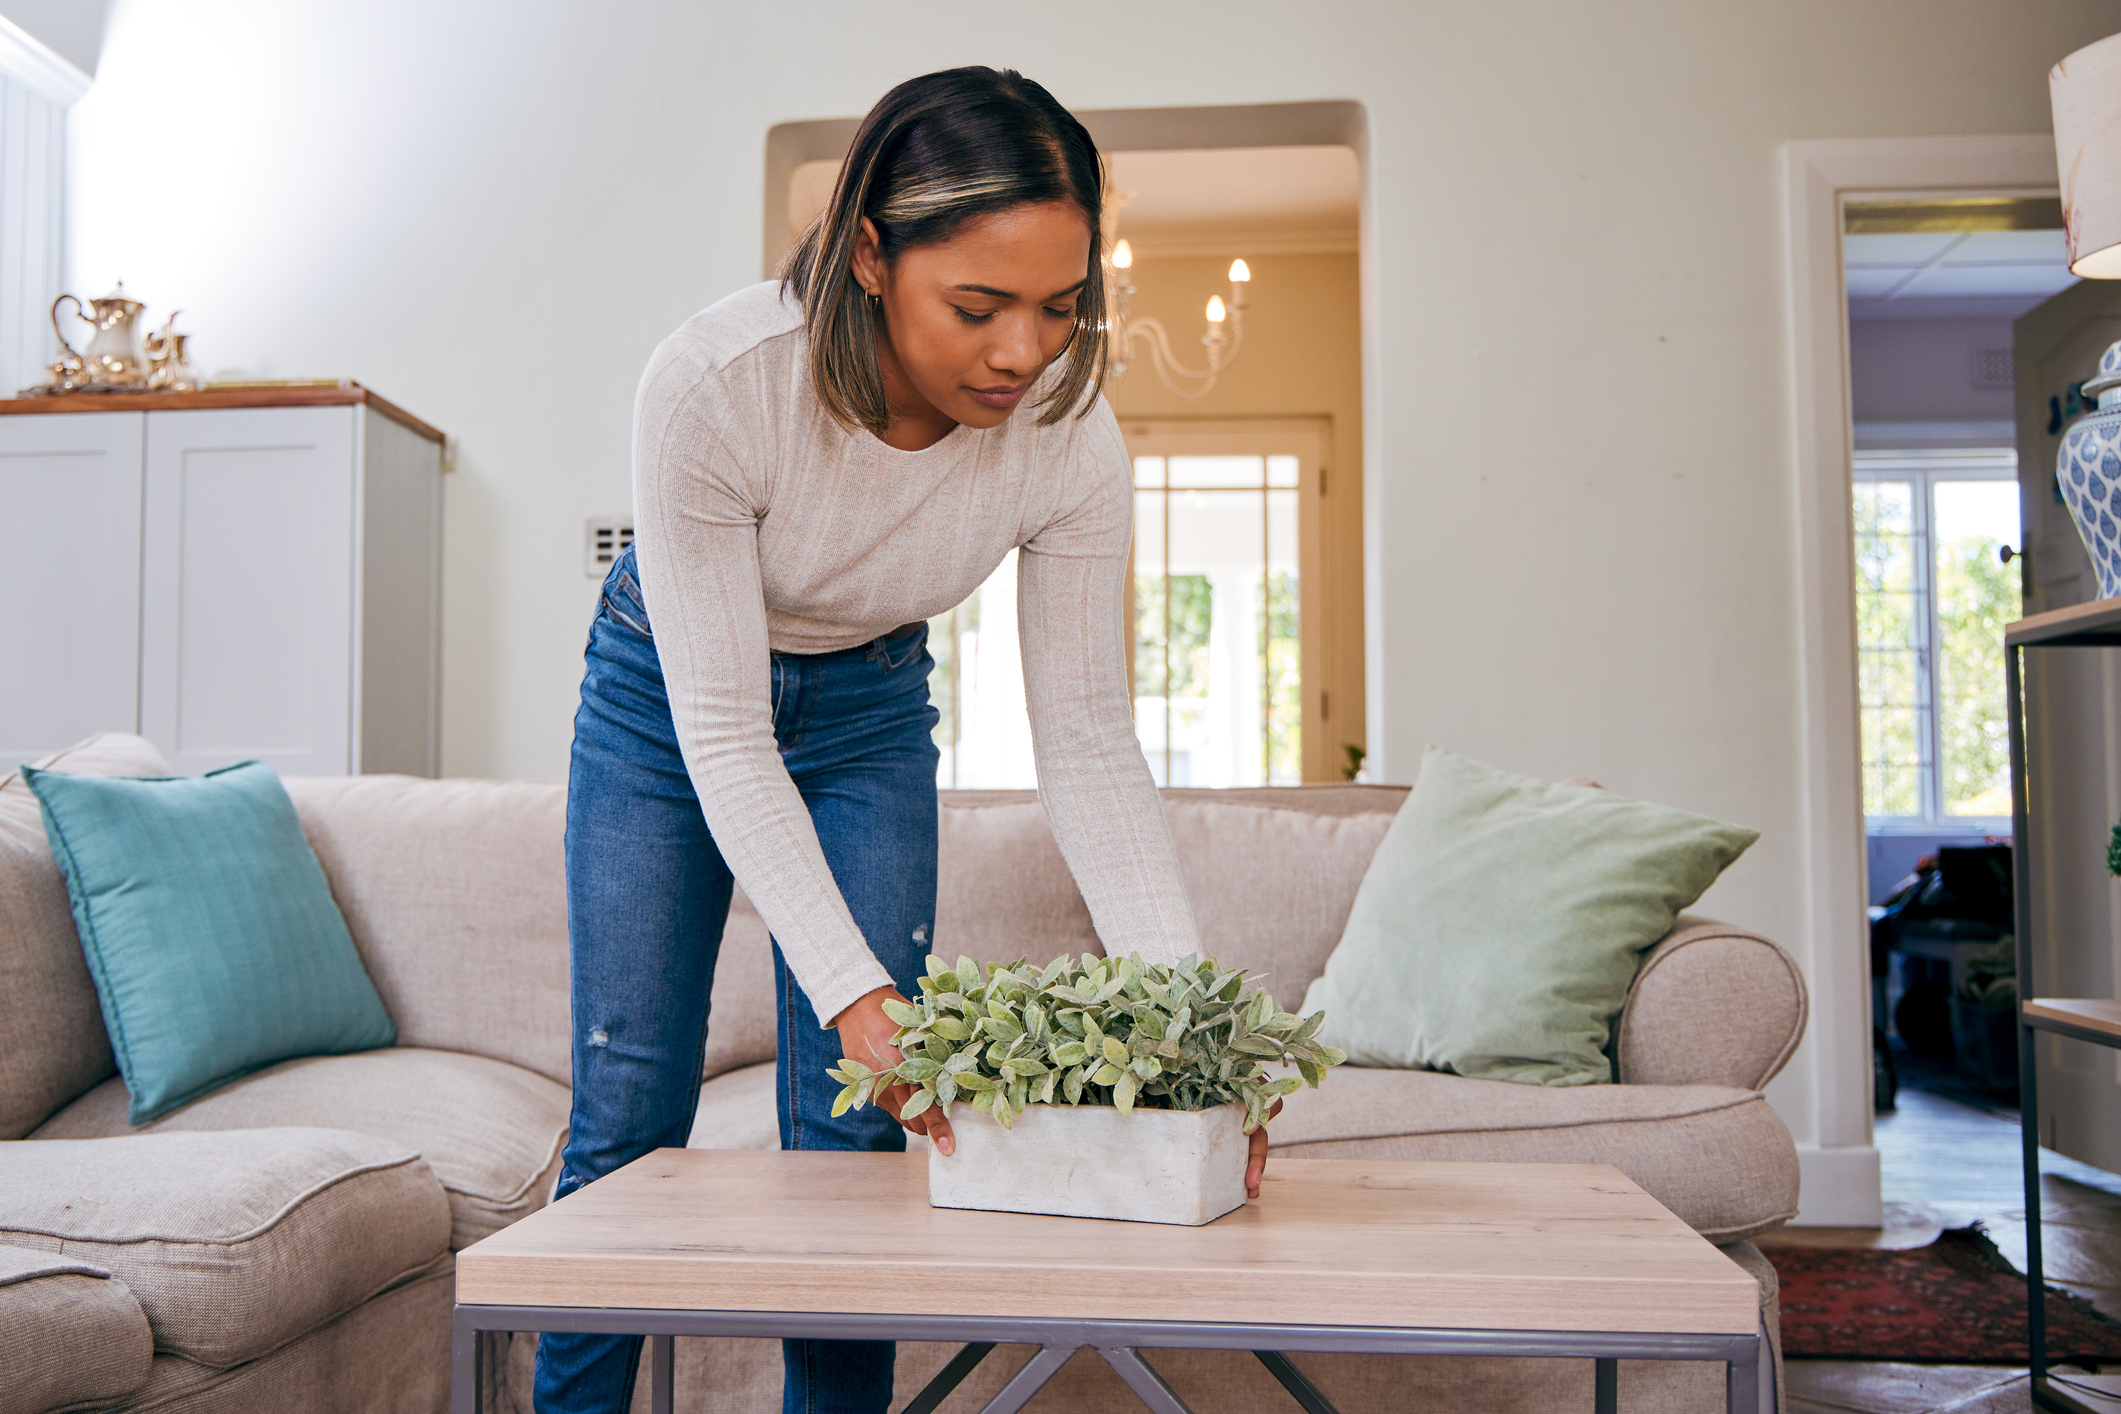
[629,337,893,1028]
[1016,409,1203,966]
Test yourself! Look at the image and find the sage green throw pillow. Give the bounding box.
[1300,746,1758,1086]
[23,760,395,1123]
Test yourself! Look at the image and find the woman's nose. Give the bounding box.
[989,312,1041,376]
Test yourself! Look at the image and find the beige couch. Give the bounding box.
[0,735,1804,1413]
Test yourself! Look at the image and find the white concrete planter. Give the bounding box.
[928,1101,1248,1225]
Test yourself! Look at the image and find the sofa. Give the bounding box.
[0,734,1805,1412]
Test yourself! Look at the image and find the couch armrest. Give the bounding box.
[1616,915,1808,1089]
[284,775,570,1086]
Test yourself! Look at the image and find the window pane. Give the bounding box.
[1854,479,1927,817]
[1133,456,1165,490]
[1267,455,1299,489]
[1168,455,1264,489]
[1934,479,2021,816]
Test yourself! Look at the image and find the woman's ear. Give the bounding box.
[850,218,885,299]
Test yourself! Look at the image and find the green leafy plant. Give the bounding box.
[827,952,1345,1132]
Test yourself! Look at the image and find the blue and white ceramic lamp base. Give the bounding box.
[2058,339,2121,600]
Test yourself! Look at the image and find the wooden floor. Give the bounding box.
[1773,1085,2121,1414]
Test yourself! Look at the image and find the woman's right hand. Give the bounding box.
[832,985,956,1155]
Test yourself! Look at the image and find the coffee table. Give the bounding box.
[451,1150,1767,1413]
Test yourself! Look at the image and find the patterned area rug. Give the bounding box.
[1768,1228,2121,1362]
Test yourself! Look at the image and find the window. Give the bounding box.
[1852,450,2021,824]
[1131,452,1301,785]
[929,418,1361,790]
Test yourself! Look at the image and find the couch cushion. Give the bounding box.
[937,800,1099,961]
[1270,1068,1798,1242]
[0,1244,152,1411]
[118,1251,454,1414]
[281,774,572,1085]
[1166,800,1394,999]
[702,891,780,1082]
[31,1047,567,1250]
[0,732,169,1141]
[0,1128,451,1368]
[688,1060,780,1150]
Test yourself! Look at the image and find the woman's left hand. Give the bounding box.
[1242,1098,1284,1199]
[833,985,956,1156]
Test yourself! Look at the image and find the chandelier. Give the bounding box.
[1104,235,1252,400]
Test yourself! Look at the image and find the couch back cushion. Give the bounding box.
[283,775,572,1085]
[0,733,170,1140]
[701,786,1407,1078]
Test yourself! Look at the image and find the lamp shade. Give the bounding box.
[2053,31,2121,279]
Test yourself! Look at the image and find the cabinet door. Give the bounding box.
[0,412,145,774]
[141,407,356,775]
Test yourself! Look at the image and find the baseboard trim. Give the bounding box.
[1792,1142,1884,1226]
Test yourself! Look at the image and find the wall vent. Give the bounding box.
[1972,346,2014,388]
[584,518,634,578]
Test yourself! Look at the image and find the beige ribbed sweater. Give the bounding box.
[630,282,1201,1027]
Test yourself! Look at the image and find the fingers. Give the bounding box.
[1244,1099,1283,1199]
[926,1107,955,1157]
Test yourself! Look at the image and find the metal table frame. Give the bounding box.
[450,1304,1764,1414]
[2006,598,2121,1412]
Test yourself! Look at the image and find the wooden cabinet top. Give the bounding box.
[0,383,444,445]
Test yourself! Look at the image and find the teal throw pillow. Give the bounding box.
[24,760,395,1123]
[1301,746,1758,1086]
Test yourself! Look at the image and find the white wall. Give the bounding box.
[59,0,2121,1219]
[1850,317,2017,424]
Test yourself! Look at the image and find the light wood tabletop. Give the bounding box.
[454,1151,1757,1337]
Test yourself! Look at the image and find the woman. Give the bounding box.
[539,67,1242,1414]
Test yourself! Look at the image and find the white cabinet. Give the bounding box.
[0,392,444,778]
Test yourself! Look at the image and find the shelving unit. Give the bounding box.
[2006,595,2121,1412]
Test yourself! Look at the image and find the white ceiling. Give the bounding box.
[787,145,1360,256]
[1844,229,2077,321]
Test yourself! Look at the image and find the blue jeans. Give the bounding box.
[535,546,938,1414]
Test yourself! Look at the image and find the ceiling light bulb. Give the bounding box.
[1206,295,1227,324]
[1228,259,1251,282]
[1112,239,1133,270]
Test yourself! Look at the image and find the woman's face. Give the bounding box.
[853,200,1091,434]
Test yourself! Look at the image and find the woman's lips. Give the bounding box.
[967,383,1028,409]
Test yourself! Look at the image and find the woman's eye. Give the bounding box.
[1044,306,1075,319]
[953,307,996,325]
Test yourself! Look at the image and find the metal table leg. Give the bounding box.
[1254,1350,1338,1414]
[451,1308,481,1414]
[1098,1347,1194,1414]
[904,1342,996,1414]
[1726,1329,1760,1414]
[1595,1356,1617,1413]
[975,1343,1079,1414]
[650,1333,673,1414]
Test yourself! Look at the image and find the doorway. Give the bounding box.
[1843,198,2069,1097]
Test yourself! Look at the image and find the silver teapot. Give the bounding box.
[52,282,153,390]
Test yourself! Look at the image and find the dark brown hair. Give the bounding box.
[781,67,1108,433]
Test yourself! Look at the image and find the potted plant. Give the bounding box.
[829,951,1345,1225]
